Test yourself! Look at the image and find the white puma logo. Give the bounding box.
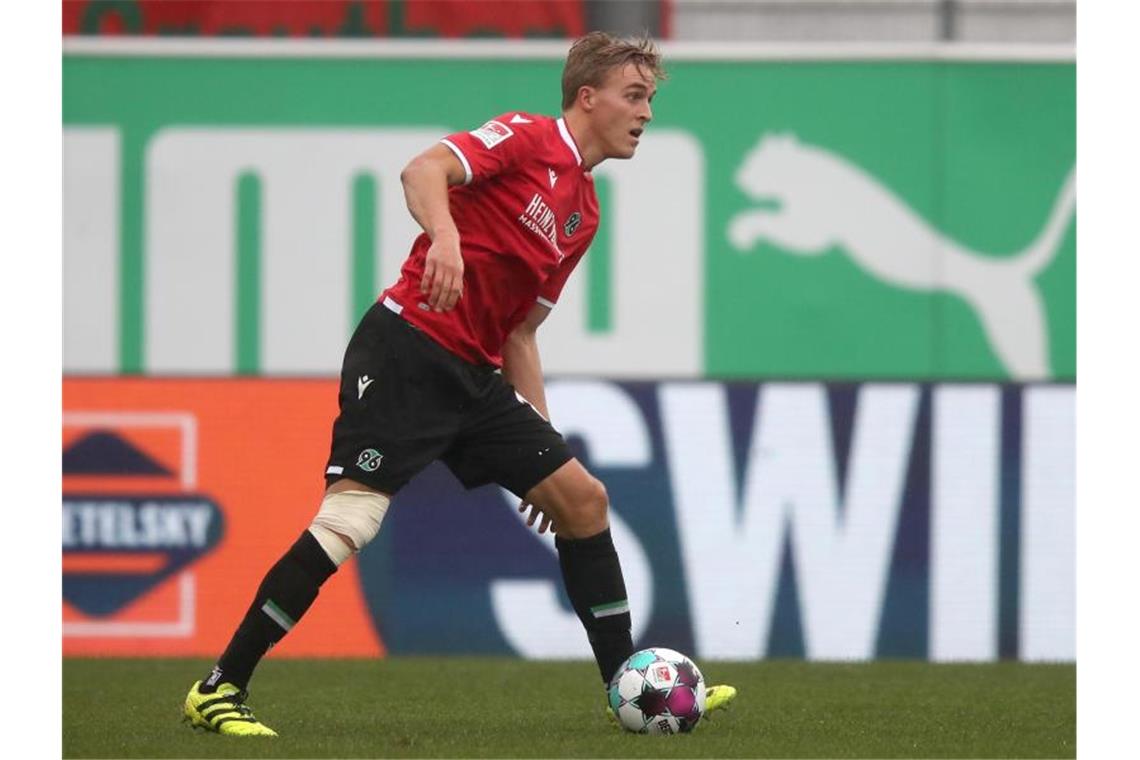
[727,133,1075,379]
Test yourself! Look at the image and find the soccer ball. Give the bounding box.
[608,647,706,735]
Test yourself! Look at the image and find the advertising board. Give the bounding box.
[63,52,1075,380]
[63,378,1074,662]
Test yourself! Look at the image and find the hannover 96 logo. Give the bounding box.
[356,448,383,472]
[563,211,582,237]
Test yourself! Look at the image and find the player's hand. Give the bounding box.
[421,231,464,312]
[518,500,555,534]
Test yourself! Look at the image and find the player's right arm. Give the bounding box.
[411,113,538,311]
[400,144,468,311]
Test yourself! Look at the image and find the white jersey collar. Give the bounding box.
[556,117,583,166]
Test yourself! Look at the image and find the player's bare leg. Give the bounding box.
[524,459,609,538]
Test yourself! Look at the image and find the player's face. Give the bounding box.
[591,63,656,160]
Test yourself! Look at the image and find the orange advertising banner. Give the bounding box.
[62,378,384,658]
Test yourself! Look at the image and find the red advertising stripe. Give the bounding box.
[62,476,186,495]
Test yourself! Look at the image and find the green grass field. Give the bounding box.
[63,657,1074,758]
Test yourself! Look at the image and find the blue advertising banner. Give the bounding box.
[359,380,1074,662]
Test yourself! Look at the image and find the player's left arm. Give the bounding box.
[504,240,587,533]
[501,234,590,419]
[501,301,556,532]
[501,301,551,419]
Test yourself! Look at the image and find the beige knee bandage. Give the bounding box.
[308,490,390,567]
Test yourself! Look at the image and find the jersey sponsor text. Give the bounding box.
[520,192,562,257]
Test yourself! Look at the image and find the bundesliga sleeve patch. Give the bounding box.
[469,120,514,149]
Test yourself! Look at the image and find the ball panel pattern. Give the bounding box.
[617,668,646,703]
[627,650,658,670]
[616,700,648,732]
[608,647,707,735]
[665,684,696,718]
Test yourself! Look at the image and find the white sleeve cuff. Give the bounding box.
[439,139,473,185]
[536,297,556,309]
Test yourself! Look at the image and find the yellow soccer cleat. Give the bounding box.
[704,684,738,715]
[182,680,278,737]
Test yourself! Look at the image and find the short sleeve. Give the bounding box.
[439,113,539,185]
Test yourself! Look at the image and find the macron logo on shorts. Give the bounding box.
[357,375,375,400]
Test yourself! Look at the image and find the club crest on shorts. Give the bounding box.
[564,211,582,237]
[356,448,383,472]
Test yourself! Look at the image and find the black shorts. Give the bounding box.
[324,300,574,498]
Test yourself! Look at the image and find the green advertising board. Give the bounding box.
[63,46,1074,380]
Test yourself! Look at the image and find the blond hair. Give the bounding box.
[561,31,666,111]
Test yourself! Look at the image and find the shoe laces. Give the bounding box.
[217,689,255,717]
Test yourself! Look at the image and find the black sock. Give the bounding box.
[199,530,337,692]
[555,527,635,685]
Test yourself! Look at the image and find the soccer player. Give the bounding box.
[183,31,736,737]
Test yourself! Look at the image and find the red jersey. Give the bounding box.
[380,112,599,367]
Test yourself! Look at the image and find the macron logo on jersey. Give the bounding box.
[510,114,533,124]
[469,120,514,149]
[548,168,558,189]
